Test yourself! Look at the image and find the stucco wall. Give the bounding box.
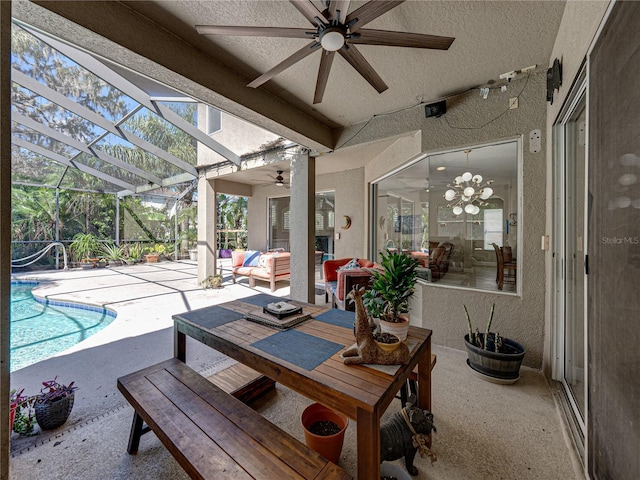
[347,71,548,368]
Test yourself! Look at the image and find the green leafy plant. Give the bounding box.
[70,232,99,261]
[146,243,166,255]
[11,388,36,436]
[127,243,143,263]
[362,289,385,319]
[100,242,127,263]
[369,250,420,322]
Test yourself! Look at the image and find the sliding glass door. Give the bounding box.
[554,72,587,447]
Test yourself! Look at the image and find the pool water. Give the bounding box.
[10,282,116,372]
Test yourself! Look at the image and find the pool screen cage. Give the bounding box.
[10,21,281,270]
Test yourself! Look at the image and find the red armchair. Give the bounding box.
[323,258,376,310]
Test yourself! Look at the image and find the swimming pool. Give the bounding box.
[10,282,116,372]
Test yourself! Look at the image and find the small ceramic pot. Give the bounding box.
[379,314,410,341]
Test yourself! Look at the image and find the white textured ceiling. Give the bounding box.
[122,0,566,129]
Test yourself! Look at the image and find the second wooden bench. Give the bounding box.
[117,358,352,480]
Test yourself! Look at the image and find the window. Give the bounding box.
[205,106,221,135]
[372,140,520,293]
[267,192,336,259]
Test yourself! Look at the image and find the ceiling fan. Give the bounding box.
[196,0,455,104]
[268,170,290,188]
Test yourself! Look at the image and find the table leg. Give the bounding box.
[417,336,432,411]
[356,407,380,479]
[174,329,186,361]
[417,336,432,447]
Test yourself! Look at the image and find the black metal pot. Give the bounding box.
[464,333,525,380]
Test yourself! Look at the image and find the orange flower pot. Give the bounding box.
[300,403,348,464]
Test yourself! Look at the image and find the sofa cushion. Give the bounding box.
[242,250,261,267]
[234,266,255,277]
[338,258,360,271]
[258,252,277,269]
[231,250,245,267]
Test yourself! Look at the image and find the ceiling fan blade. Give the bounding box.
[247,41,319,88]
[338,44,388,93]
[196,25,311,39]
[314,50,336,104]
[346,0,405,31]
[289,0,329,26]
[328,0,351,23]
[352,29,455,50]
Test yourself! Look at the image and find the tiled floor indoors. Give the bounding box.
[9,260,583,479]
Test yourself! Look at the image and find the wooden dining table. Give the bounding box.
[173,293,432,479]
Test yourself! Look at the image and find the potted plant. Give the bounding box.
[369,250,420,341]
[463,303,526,383]
[127,243,143,264]
[145,243,166,263]
[33,377,77,430]
[100,242,127,266]
[10,388,25,433]
[11,390,36,436]
[70,232,99,268]
[200,274,223,289]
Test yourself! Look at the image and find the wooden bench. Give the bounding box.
[117,358,352,480]
[206,362,276,404]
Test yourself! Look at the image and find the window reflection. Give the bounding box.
[372,141,519,293]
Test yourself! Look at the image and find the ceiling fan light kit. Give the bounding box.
[196,0,455,103]
[319,27,346,51]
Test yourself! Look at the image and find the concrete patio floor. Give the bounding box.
[9,261,584,479]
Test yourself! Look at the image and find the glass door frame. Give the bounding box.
[552,67,588,446]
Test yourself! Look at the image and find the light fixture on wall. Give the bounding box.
[444,149,494,216]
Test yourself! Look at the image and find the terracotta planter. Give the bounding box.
[379,314,410,341]
[10,403,17,432]
[145,254,159,263]
[300,403,348,464]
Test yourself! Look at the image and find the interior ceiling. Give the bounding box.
[121,0,566,129]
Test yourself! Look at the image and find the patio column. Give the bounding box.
[289,152,315,303]
[197,174,217,284]
[0,2,11,477]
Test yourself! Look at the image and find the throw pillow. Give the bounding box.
[338,258,360,271]
[242,250,261,267]
[258,252,277,268]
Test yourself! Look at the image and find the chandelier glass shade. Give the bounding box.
[444,150,494,216]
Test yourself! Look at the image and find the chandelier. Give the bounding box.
[444,149,494,216]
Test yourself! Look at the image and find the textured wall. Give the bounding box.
[349,72,548,368]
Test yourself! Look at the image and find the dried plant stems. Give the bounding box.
[483,303,495,350]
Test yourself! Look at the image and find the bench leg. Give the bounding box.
[127,411,150,454]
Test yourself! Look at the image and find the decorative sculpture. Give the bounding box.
[380,395,437,475]
[342,288,410,365]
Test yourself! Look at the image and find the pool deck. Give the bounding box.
[9,260,584,480]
